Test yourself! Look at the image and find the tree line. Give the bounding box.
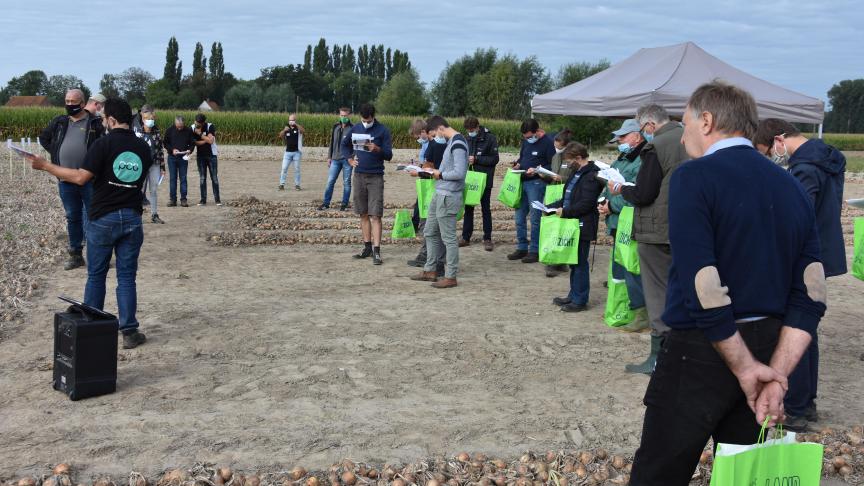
[2,38,863,134]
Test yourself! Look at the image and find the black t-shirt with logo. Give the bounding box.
[284,125,300,152]
[82,128,153,220]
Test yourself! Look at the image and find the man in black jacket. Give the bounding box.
[460,117,499,251]
[163,116,197,207]
[39,88,105,270]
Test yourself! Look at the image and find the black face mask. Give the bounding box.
[65,104,83,116]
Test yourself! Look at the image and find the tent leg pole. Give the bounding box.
[818,123,823,139]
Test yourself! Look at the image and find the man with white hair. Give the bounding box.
[85,93,106,118]
[608,104,689,374]
[39,88,105,270]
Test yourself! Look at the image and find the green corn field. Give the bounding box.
[0,107,528,148]
[4,107,864,150]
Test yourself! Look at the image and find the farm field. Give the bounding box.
[0,145,863,485]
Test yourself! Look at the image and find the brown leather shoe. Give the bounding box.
[483,240,494,251]
[431,277,457,288]
[410,271,438,282]
[458,239,470,247]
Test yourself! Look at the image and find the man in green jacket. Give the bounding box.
[599,119,647,330]
[609,105,690,374]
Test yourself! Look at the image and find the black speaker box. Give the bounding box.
[52,298,119,400]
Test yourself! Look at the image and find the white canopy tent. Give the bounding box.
[531,42,825,135]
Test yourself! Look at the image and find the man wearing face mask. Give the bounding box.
[279,114,305,191]
[163,116,196,207]
[39,89,105,270]
[28,98,152,349]
[607,104,689,374]
[509,119,556,263]
[85,93,106,119]
[460,117,499,251]
[341,103,393,265]
[406,122,449,274]
[318,107,354,211]
[599,119,648,330]
[753,118,846,431]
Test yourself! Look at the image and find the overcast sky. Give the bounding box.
[1,0,861,103]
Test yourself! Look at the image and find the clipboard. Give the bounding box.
[58,296,116,320]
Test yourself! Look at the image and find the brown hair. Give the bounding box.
[562,142,589,160]
[425,115,449,132]
[687,80,759,140]
[554,129,573,146]
[463,116,479,130]
[753,118,801,148]
[409,119,427,136]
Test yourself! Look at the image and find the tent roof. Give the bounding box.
[531,42,824,124]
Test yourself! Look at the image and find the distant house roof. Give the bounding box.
[5,95,52,107]
[198,100,220,111]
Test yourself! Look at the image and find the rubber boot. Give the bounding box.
[625,335,662,374]
[64,248,85,270]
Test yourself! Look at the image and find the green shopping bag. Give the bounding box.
[416,178,435,219]
[463,170,487,207]
[390,209,416,239]
[544,183,565,205]
[854,217,864,281]
[538,215,581,265]
[709,421,823,486]
[614,206,640,275]
[604,258,636,327]
[497,169,522,208]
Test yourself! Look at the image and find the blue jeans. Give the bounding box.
[785,335,819,416]
[167,155,188,202]
[280,151,301,186]
[568,239,592,305]
[197,155,220,203]
[322,158,352,206]
[612,237,645,309]
[58,180,93,251]
[515,178,547,253]
[83,208,144,333]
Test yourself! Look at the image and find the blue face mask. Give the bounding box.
[434,136,446,144]
[525,136,538,144]
[643,132,654,143]
[617,143,632,154]
[468,130,478,138]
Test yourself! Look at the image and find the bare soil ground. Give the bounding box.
[1,145,862,484]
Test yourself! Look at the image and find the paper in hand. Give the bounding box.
[7,140,36,158]
[397,164,425,172]
[534,166,558,178]
[597,167,635,187]
[531,200,557,214]
[158,173,164,185]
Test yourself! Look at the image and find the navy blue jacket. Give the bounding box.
[340,120,393,174]
[788,138,847,277]
[516,134,556,180]
[663,144,826,341]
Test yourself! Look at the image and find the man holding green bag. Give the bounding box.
[630,82,827,485]
[540,130,576,277]
[599,119,648,330]
[460,117,499,251]
[410,116,468,288]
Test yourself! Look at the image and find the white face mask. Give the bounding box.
[362,121,374,129]
[555,147,565,154]
[288,120,296,126]
[144,119,155,128]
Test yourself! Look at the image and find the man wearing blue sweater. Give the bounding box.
[630,82,827,485]
[508,119,556,263]
[341,103,393,265]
